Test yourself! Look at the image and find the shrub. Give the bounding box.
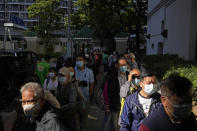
[144,54,195,80]
[143,54,197,100]
[163,66,197,100]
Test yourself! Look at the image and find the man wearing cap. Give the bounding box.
[57,67,77,131]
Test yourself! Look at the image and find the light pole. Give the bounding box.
[3,0,8,49]
[67,0,72,58]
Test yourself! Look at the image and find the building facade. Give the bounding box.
[0,0,76,28]
[0,0,78,53]
[146,0,197,60]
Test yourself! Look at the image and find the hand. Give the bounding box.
[105,105,110,113]
[128,71,135,82]
[128,69,140,82]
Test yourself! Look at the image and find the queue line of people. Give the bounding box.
[99,52,197,131]
[12,51,197,131]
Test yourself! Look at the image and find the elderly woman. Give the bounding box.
[57,67,77,131]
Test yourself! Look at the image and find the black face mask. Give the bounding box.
[167,99,192,122]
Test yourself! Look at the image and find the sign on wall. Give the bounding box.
[10,15,25,27]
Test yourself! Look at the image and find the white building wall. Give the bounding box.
[148,0,162,13]
[147,0,196,60]
[147,7,164,55]
[188,0,197,60]
[164,0,191,59]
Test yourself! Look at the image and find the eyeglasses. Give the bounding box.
[119,64,127,67]
[21,99,37,105]
[132,76,140,79]
[58,74,66,77]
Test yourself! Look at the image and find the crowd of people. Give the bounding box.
[98,52,197,131]
[1,50,197,131]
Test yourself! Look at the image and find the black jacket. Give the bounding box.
[35,103,68,131]
[140,105,197,131]
[107,67,121,112]
[107,67,130,112]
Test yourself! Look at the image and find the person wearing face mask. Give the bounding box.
[20,82,68,131]
[74,55,95,130]
[105,57,130,131]
[35,56,50,86]
[140,74,197,131]
[120,68,141,99]
[118,68,141,125]
[120,71,161,131]
[128,53,138,70]
[43,67,58,96]
[67,65,87,131]
[57,67,77,131]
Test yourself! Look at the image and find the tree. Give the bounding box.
[131,0,148,51]
[28,0,65,42]
[66,0,135,51]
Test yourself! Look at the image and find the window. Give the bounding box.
[60,1,68,7]
[161,20,164,32]
[0,13,4,19]
[158,42,163,54]
[7,5,19,11]
[151,43,154,49]
[20,13,28,19]
[26,0,34,3]
[20,5,25,11]
[0,5,4,11]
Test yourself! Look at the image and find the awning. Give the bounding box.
[4,23,27,31]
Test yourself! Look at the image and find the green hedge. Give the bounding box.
[144,54,196,80]
[144,54,197,100]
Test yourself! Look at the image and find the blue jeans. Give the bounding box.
[80,86,89,101]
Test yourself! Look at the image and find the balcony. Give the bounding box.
[23,19,38,22]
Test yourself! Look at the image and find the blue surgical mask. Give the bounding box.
[132,78,140,86]
[58,76,67,83]
[48,72,55,78]
[144,83,157,95]
[70,72,74,77]
[120,66,128,73]
[76,61,84,67]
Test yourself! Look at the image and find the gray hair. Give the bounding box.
[20,82,44,99]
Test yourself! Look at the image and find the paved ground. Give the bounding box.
[84,65,105,131]
[85,105,105,131]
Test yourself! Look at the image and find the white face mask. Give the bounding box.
[23,103,40,117]
[144,83,157,95]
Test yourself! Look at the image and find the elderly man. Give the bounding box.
[57,67,77,131]
[21,82,67,131]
